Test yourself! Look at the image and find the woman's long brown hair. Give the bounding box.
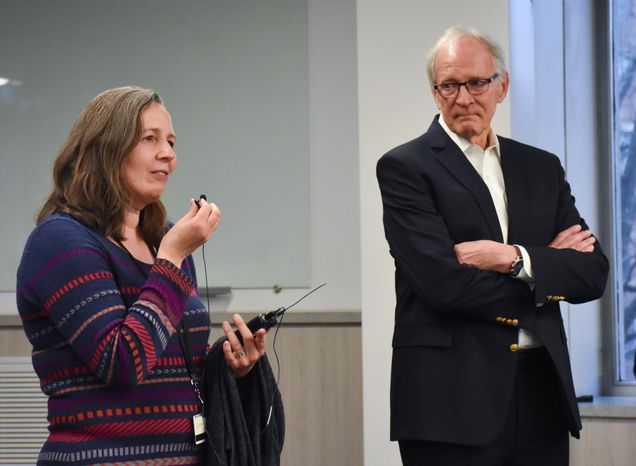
[38,86,168,249]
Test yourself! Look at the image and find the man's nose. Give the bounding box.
[455,84,474,105]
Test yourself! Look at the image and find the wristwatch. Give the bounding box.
[509,245,524,278]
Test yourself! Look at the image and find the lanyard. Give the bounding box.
[177,319,205,409]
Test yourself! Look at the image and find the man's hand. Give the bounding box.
[455,224,595,273]
[454,240,517,273]
[549,224,595,252]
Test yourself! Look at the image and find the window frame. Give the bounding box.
[604,0,636,393]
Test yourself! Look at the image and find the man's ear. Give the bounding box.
[497,72,510,103]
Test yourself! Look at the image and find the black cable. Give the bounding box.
[283,283,327,311]
[258,307,284,436]
[198,223,326,437]
[268,283,326,391]
[259,283,326,434]
[200,242,210,312]
[271,310,284,388]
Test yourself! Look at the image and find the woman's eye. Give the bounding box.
[143,135,155,142]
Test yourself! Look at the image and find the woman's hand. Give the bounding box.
[157,198,221,266]
[222,313,268,378]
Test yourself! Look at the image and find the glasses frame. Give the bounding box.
[433,73,500,98]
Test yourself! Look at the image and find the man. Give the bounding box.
[376,27,609,466]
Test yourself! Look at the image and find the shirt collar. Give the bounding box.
[438,114,501,159]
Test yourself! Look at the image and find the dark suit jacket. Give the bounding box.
[376,116,608,447]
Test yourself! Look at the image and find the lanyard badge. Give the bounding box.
[193,413,207,445]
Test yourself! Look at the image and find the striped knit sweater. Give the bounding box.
[16,213,211,465]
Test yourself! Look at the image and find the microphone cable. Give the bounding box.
[194,195,326,436]
[261,283,327,434]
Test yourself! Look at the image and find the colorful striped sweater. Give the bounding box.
[16,213,211,465]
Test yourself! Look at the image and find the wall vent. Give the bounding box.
[0,357,47,464]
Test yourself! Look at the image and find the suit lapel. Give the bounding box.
[428,117,504,243]
[499,137,529,246]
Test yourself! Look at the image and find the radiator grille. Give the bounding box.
[0,357,48,464]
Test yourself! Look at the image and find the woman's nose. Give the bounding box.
[157,141,176,160]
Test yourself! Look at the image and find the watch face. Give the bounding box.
[511,258,524,277]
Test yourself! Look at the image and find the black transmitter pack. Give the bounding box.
[212,283,326,348]
[234,308,286,344]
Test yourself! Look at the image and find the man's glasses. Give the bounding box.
[433,74,499,98]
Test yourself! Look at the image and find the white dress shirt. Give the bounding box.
[438,117,540,348]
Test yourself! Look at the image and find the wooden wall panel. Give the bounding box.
[570,418,636,466]
[270,325,363,466]
[0,327,30,356]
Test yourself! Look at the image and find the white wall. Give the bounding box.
[357,1,509,463]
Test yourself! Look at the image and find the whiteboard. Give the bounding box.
[0,0,310,291]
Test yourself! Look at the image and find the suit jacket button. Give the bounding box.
[512,319,519,327]
[509,343,519,353]
[506,319,513,326]
[496,317,505,323]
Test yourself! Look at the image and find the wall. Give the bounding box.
[0,0,361,317]
[0,0,312,290]
[357,1,510,463]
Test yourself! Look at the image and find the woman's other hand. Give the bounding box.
[157,198,221,266]
[222,313,268,378]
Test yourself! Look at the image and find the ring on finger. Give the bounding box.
[233,350,246,359]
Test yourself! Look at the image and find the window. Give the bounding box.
[613,0,636,383]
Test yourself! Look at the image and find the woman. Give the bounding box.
[16,87,267,464]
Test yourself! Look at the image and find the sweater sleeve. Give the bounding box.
[16,216,194,387]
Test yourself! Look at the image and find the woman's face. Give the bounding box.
[121,102,177,210]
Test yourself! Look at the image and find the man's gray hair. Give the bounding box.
[426,26,507,87]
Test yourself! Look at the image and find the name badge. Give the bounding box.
[193,413,207,445]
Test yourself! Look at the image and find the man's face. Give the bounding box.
[432,37,509,148]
